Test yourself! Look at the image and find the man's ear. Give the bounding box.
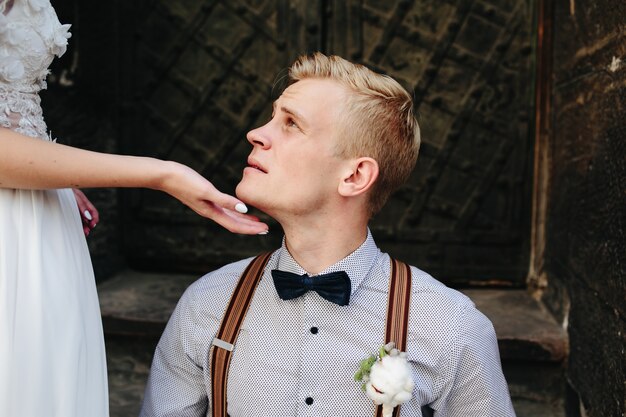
[338,157,379,197]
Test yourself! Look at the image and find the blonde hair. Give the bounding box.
[288,52,420,216]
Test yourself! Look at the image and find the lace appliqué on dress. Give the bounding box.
[0,0,70,140]
[0,85,51,140]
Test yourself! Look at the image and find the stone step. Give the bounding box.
[462,290,568,416]
[99,269,569,417]
[98,270,568,363]
[462,289,568,363]
[99,269,198,337]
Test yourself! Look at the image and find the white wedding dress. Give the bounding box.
[0,1,108,416]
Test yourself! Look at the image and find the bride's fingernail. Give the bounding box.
[83,210,93,221]
[257,230,269,235]
[235,203,248,214]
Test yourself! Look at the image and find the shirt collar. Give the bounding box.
[275,229,381,296]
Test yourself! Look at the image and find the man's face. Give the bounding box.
[236,78,350,217]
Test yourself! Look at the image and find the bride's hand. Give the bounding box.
[158,162,269,235]
[72,188,99,236]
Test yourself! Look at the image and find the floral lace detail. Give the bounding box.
[0,0,70,141]
[0,84,50,140]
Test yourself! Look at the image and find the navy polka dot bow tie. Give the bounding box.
[271,269,351,306]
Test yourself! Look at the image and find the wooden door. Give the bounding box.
[118,0,534,286]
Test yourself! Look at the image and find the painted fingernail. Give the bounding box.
[83,210,93,221]
[257,230,269,235]
[235,203,248,214]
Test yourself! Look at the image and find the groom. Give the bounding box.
[140,52,516,416]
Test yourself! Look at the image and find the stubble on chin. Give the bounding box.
[236,180,264,211]
[234,181,249,203]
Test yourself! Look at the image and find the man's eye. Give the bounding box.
[287,118,298,128]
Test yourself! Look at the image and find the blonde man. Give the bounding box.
[141,53,516,417]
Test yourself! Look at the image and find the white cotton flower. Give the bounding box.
[365,353,414,417]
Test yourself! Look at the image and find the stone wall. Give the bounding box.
[543,1,625,415]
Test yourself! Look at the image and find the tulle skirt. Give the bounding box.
[0,187,108,417]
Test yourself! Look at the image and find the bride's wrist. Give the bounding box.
[148,159,178,192]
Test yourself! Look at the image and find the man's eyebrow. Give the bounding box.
[282,106,307,124]
[272,101,308,126]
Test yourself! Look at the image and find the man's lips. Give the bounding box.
[246,158,267,173]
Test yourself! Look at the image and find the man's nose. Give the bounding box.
[246,125,271,149]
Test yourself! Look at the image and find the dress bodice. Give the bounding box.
[0,0,71,139]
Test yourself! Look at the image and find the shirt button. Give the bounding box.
[305,397,314,405]
[310,326,318,334]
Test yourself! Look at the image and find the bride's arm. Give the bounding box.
[0,127,193,190]
[0,128,269,234]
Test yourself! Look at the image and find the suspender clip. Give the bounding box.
[212,338,234,352]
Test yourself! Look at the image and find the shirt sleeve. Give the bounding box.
[434,305,517,417]
[139,286,208,417]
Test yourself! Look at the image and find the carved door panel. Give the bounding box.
[120,0,534,285]
[325,0,535,284]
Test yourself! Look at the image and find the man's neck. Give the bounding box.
[280,217,369,275]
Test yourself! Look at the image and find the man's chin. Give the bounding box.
[235,183,266,211]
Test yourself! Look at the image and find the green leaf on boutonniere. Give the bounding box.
[379,345,388,358]
[354,354,377,390]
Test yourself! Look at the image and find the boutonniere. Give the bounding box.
[354,342,414,417]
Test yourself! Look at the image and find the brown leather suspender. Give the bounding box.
[209,252,273,417]
[375,258,412,417]
[210,254,412,417]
